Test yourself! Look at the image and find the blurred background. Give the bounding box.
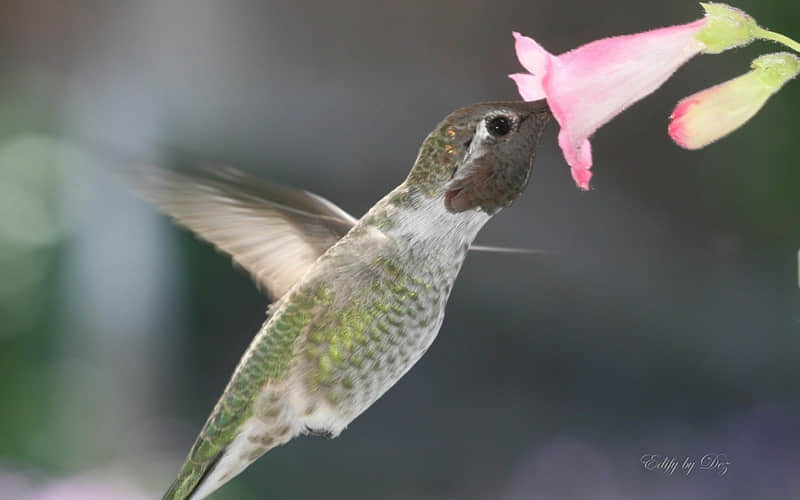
[0,0,798,499]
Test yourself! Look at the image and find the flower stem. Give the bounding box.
[754,27,800,53]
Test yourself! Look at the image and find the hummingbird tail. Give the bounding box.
[162,438,225,500]
[163,413,298,500]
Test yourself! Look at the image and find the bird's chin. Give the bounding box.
[444,184,515,215]
[444,186,467,212]
[444,162,530,215]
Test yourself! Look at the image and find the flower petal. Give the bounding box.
[509,73,546,101]
[512,31,552,76]
[558,128,592,190]
[571,165,593,191]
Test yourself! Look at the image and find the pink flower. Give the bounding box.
[509,3,759,190]
[510,22,707,190]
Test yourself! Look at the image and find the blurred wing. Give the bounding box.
[128,165,357,299]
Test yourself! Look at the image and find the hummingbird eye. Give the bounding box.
[486,115,512,137]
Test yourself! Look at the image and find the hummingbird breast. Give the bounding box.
[295,250,453,428]
[285,189,491,433]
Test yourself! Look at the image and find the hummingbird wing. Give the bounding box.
[124,165,542,298]
[128,165,357,299]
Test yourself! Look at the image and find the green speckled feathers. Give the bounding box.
[297,249,448,412]
[162,285,328,500]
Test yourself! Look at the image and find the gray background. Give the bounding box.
[0,1,798,499]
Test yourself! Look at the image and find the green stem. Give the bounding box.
[754,27,800,53]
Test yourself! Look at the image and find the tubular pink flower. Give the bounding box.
[510,22,706,190]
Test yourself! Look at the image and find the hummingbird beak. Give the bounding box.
[518,99,552,121]
[517,99,552,144]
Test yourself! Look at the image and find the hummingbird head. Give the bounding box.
[406,100,551,214]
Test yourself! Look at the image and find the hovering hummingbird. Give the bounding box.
[142,100,551,499]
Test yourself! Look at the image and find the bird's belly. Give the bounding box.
[195,314,441,500]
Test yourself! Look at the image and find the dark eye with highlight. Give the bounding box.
[487,115,512,137]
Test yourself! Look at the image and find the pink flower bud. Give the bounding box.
[669,52,800,149]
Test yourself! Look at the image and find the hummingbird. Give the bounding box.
[142,100,551,499]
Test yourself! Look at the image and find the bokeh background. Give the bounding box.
[0,1,798,499]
